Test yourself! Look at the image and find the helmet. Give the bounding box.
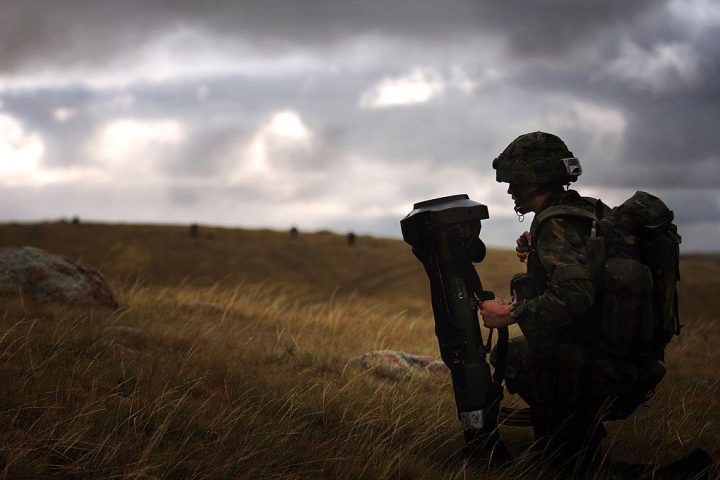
[492,131,582,184]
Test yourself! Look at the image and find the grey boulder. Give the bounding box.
[0,246,118,308]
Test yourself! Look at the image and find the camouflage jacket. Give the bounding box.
[510,190,600,343]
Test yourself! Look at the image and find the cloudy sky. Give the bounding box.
[1,0,719,252]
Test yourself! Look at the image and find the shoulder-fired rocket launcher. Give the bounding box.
[401,194,508,455]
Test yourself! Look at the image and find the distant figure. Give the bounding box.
[71,216,80,225]
[347,231,356,246]
[190,223,199,237]
[289,226,299,238]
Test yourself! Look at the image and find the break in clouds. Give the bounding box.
[1,0,719,251]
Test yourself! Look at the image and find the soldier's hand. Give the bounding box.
[516,231,531,262]
[480,299,515,328]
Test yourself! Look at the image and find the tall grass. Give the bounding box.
[2,280,717,479]
[1,284,454,479]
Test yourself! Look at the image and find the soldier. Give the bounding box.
[479,132,717,477]
[479,132,635,467]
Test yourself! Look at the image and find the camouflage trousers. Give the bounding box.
[491,333,665,460]
[500,336,593,405]
[491,335,609,457]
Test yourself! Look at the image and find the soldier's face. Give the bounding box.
[507,183,539,212]
[507,183,534,201]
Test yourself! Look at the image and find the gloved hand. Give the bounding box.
[516,231,532,262]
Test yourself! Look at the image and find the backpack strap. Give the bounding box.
[582,196,609,220]
[531,205,598,238]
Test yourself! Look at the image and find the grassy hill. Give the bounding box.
[0,222,718,479]
[0,221,529,315]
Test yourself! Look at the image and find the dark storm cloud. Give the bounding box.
[620,98,720,167]
[468,0,659,57]
[658,190,720,224]
[488,43,720,190]
[592,155,720,189]
[1,0,659,74]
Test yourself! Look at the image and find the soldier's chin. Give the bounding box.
[514,201,530,215]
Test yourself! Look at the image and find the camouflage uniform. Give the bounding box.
[497,189,611,451]
[499,190,663,459]
[490,132,669,465]
[510,189,598,344]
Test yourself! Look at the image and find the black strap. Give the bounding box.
[458,255,509,386]
[493,327,509,384]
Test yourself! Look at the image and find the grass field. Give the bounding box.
[1,221,718,479]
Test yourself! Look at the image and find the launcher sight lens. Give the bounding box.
[400,194,489,257]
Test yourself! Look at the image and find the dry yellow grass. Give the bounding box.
[0,222,718,479]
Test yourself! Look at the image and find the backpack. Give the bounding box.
[534,191,682,362]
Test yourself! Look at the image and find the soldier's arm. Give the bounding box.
[510,217,595,330]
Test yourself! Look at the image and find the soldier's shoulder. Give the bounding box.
[532,196,596,237]
[552,189,597,212]
[534,216,584,246]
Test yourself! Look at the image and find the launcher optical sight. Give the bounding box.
[401,194,508,453]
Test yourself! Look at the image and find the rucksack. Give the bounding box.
[534,191,682,362]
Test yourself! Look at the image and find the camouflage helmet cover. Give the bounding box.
[492,131,582,184]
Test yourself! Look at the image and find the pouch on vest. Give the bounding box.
[510,272,532,302]
[600,258,655,356]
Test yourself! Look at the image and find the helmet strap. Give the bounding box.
[512,186,544,217]
[511,183,564,221]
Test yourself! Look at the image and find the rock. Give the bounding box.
[0,246,118,308]
[349,350,449,379]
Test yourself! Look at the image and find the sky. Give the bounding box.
[1,0,719,252]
